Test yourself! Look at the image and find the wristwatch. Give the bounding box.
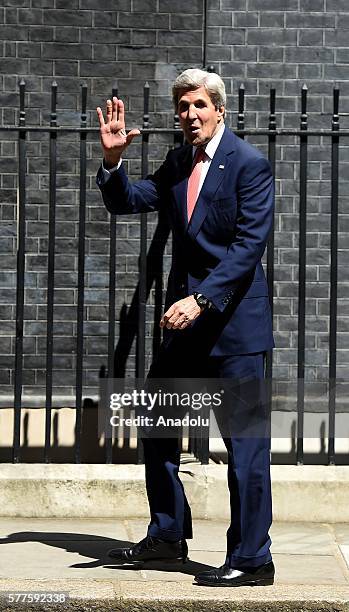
[193,292,213,310]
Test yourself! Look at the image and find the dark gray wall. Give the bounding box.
[0,0,349,405]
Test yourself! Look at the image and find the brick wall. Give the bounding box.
[0,0,349,406]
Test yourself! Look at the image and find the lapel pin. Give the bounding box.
[219,165,225,169]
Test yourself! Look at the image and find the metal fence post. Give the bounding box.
[328,87,339,466]
[44,81,58,463]
[136,82,150,464]
[296,84,308,466]
[74,83,87,463]
[105,85,119,465]
[237,83,245,137]
[13,79,26,463]
[266,87,277,388]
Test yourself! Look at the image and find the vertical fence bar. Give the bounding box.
[13,79,26,463]
[173,110,183,149]
[74,83,87,463]
[237,84,245,137]
[296,85,308,465]
[328,87,339,466]
[44,81,58,463]
[188,419,198,459]
[137,81,149,381]
[105,85,118,464]
[202,0,208,69]
[173,111,184,461]
[266,88,276,386]
[198,403,210,465]
[172,111,185,455]
[136,82,149,463]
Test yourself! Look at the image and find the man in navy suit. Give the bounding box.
[96,69,275,587]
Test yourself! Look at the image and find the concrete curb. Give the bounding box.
[0,580,348,612]
[1,464,349,522]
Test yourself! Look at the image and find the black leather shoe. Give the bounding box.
[108,535,188,565]
[194,560,275,587]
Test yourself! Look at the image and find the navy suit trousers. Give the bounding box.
[142,338,272,568]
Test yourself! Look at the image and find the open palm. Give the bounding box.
[96,97,140,167]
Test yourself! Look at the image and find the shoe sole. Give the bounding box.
[194,577,274,587]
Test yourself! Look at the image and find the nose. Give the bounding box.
[188,104,197,120]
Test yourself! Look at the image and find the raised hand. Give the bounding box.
[96,97,140,168]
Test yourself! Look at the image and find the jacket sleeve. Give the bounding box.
[96,153,171,215]
[196,156,274,313]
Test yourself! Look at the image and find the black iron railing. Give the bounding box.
[0,80,347,465]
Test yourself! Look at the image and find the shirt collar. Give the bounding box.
[192,123,225,160]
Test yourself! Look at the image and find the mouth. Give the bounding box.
[189,125,201,135]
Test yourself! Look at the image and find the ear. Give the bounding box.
[217,105,225,120]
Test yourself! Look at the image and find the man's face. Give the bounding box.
[177,86,225,147]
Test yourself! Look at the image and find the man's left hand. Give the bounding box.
[160,296,202,330]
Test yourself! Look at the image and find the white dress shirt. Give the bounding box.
[193,122,225,194]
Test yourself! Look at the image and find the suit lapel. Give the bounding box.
[187,127,237,239]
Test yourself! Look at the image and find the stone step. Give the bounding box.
[1,463,349,522]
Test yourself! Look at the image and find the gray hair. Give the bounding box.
[172,68,226,110]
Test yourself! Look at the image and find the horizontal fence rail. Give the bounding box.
[0,80,347,465]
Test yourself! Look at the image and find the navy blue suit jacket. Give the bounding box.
[97,126,274,356]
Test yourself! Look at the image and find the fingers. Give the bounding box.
[160,305,173,328]
[116,97,124,125]
[126,128,141,146]
[98,98,138,140]
[172,314,190,329]
[166,312,183,329]
[106,97,123,123]
[178,318,190,330]
[160,305,190,330]
[106,98,113,121]
[160,297,202,330]
[96,107,105,128]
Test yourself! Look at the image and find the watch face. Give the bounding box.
[196,295,208,308]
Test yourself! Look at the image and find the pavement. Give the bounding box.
[0,517,349,611]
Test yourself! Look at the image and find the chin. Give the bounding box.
[191,135,204,146]
[184,131,201,145]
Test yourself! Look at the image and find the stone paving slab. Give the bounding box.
[329,524,349,571]
[128,518,338,555]
[273,552,348,585]
[270,522,336,555]
[334,524,349,543]
[341,546,349,571]
[0,540,144,582]
[0,517,127,540]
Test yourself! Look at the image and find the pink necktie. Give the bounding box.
[187,148,205,221]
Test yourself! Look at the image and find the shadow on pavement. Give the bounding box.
[0,531,213,575]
